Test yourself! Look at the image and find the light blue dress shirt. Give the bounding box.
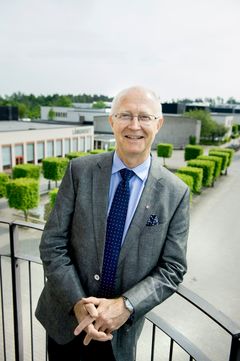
[108,152,151,244]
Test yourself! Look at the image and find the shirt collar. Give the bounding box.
[112,151,151,182]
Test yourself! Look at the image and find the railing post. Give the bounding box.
[229,334,240,361]
[9,222,24,361]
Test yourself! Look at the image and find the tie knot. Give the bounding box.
[120,168,134,182]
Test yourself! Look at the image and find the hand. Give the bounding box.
[73,299,113,345]
[77,296,131,345]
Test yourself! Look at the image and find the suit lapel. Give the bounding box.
[92,152,113,268]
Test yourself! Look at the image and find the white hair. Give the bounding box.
[110,86,162,117]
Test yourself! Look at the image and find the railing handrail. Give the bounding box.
[177,284,240,336]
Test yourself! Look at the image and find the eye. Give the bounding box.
[139,115,151,122]
[120,113,132,121]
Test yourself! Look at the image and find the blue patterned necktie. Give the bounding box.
[99,168,134,298]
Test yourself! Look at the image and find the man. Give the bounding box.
[36,86,190,361]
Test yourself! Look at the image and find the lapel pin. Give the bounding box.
[145,205,150,209]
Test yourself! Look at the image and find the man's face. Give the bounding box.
[109,90,163,166]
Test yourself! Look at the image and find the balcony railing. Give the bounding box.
[0,218,240,361]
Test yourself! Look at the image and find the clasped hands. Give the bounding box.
[73,296,131,345]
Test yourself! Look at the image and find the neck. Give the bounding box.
[116,150,149,169]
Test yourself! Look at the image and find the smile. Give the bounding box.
[125,135,144,139]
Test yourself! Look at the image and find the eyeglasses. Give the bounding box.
[113,112,159,125]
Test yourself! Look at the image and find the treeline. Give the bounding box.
[0,92,113,119]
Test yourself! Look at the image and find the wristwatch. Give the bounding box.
[122,296,134,314]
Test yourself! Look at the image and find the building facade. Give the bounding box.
[0,121,94,172]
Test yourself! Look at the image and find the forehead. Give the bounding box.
[115,92,159,114]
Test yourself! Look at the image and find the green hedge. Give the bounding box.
[6,178,39,221]
[42,157,69,182]
[12,164,41,180]
[175,173,194,192]
[208,151,229,172]
[210,148,234,166]
[0,173,10,198]
[157,143,173,166]
[176,166,203,194]
[66,152,89,160]
[197,155,222,179]
[89,149,107,154]
[187,159,214,187]
[184,145,204,161]
[49,188,59,208]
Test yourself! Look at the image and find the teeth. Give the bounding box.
[126,135,143,139]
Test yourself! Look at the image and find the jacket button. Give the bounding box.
[94,274,100,281]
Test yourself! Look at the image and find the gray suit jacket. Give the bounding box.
[35,152,190,361]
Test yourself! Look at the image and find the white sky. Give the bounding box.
[0,0,239,101]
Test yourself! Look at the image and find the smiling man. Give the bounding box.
[36,86,190,361]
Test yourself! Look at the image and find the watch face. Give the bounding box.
[124,298,134,313]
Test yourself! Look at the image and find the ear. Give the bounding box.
[156,117,164,131]
[108,115,114,128]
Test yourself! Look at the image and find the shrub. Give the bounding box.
[176,166,203,194]
[12,164,41,180]
[189,135,196,145]
[157,143,173,166]
[42,157,69,186]
[208,151,229,172]
[197,155,222,179]
[6,178,39,221]
[184,145,204,161]
[89,149,107,154]
[187,159,214,187]
[108,147,115,152]
[175,173,194,201]
[49,188,59,208]
[66,152,89,160]
[0,173,10,198]
[210,147,235,166]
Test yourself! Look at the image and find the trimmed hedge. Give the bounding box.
[210,148,235,166]
[49,188,59,208]
[187,159,214,187]
[197,155,222,179]
[66,152,89,160]
[0,173,10,198]
[157,143,173,166]
[175,173,194,192]
[12,164,41,180]
[42,157,69,182]
[89,149,107,154]
[208,151,229,172]
[176,166,203,194]
[184,145,204,161]
[6,178,39,221]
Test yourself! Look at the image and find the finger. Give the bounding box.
[85,303,98,318]
[83,325,113,345]
[82,297,101,305]
[74,315,95,336]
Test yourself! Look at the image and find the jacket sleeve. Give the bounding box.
[123,186,190,321]
[39,161,86,312]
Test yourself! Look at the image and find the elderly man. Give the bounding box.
[36,86,190,361]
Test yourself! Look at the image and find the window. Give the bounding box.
[27,143,34,163]
[72,138,78,152]
[37,142,44,162]
[15,144,23,157]
[56,140,62,157]
[47,141,54,157]
[79,137,85,151]
[64,139,70,155]
[2,146,12,170]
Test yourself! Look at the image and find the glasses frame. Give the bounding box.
[113,112,160,125]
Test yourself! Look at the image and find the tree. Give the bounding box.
[6,178,39,221]
[18,103,28,119]
[48,108,55,120]
[12,164,41,180]
[157,143,173,167]
[42,157,69,188]
[0,173,9,198]
[92,100,106,109]
[185,110,220,140]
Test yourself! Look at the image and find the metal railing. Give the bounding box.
[0,218,240,361]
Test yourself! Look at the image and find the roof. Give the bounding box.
[0,120,87,132]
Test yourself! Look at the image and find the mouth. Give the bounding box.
[125,135,144,140]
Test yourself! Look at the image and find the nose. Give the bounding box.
[128,115,141,129]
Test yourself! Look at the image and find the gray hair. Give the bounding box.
[110,86,162,117]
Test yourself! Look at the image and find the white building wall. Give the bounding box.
[0,125,94,171]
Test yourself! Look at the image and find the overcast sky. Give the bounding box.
[0,0,239,101]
